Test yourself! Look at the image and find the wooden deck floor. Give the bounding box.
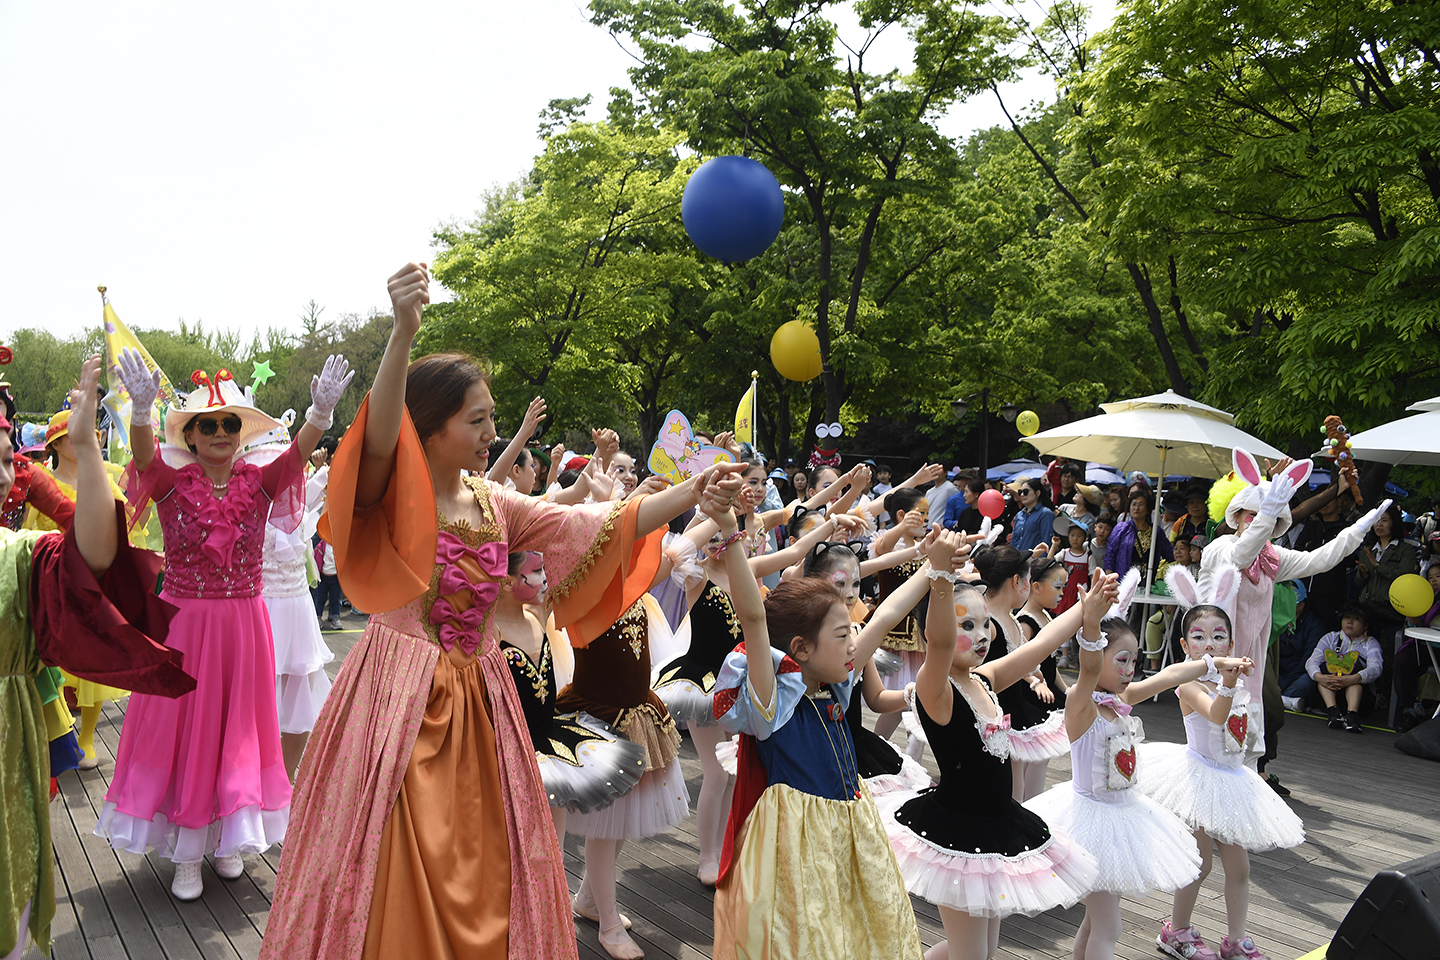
[44,613,1440,960]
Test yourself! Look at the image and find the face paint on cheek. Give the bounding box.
[955,635,974,653]
[512,553,548,603]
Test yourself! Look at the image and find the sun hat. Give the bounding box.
[1073,482,1103,506]
[163,369,281,451]
[45,409,71,446]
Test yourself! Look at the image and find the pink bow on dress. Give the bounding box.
[1091,691,1133,716]
[429,532,510,656]
[1244,542,1281,585]
[981,713,1013,739]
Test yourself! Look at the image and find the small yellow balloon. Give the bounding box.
[1016,409,1040,437]
[770,320,822,381]
[1390,573,1435,618]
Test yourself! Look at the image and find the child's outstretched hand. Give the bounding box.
[1078,568,1120,621]
[921,526,967,573]
[1215,657,1254,682]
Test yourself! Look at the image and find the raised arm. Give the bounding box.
[749,513,865,579]
[1177,658,1254,724]
[357,263,429,508]
[486,396,546,483]
[114,348,163,474]
[633,462,746,537]
[708,486,775,710]
[827,464,871,517]
[70,357,118,574]
[858,542,923,579]
[1122,654,1247,704]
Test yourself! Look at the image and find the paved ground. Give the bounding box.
[45,610,1440,959]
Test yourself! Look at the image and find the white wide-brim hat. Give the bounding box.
[163,371,282,452]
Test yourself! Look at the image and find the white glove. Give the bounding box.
[116,348,162,427]
[1353,498,1395,538]
[306,355,355,430]
[1258,473,1299,518]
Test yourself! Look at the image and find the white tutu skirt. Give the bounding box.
[1138,743,1305,851]
[654,678,717,727]
[95,801,288,862]
[537,711,647,815]
[864,755,933,797]
[1007,709,1069,762]
[1026,784,1201,896]
[880,650,925,689]
[263,592,335,734]
[565,755,689,840]
[875,790,1099,918]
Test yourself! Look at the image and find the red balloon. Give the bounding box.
[978,489,1005,519]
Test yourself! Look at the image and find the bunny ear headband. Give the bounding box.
[1165,563,1241,616]
[1105,568,1143,620]
[958,518,1005,577]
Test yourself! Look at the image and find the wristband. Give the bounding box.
[1215,684,1238,698]
[714,529,746,556]
[926,568,958,583]
[1200,653,1224,685]
[305,404,333,431]
[1076,628,1109,652]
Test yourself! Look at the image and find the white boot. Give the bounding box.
[171,861,203,900]
[214,854,245,880]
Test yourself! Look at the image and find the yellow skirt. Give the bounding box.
[714,782,924,960]
[60,670,128,707]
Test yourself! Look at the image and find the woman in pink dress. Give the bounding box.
[97,350,354,900]
[259,263,744,960]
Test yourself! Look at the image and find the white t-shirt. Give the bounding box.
[926,481,958,526]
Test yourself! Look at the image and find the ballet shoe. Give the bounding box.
[598,923,644,960]
[696,860,719,887]
[572,893,631,930]
[76,755,100,771]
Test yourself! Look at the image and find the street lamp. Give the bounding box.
[952,389,1021,482]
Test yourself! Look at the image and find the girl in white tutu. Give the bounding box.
[1026,569,1251,960]
[881,568,1115,960]
[1142,565,1305,960]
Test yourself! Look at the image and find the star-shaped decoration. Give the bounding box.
[251,359,275,387]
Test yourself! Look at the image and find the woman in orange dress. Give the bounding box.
[260,263,744,960]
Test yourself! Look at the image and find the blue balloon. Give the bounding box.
[681,155,785,263]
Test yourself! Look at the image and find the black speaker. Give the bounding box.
[1329,851,1440,960]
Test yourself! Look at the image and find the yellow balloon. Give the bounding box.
[1016,409,1040,437]
[770,320,822,381]
[1389,573,1435,618]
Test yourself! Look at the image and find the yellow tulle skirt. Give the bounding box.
[60,670,127,707]
[714,782,924,960]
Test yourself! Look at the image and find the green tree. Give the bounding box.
[425,115,708,452]
[589,0,1023,427]
[1069,0,1440,438]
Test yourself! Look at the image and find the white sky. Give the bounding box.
[0,0,1115,343]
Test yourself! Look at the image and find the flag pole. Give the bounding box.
[750,370,758,456]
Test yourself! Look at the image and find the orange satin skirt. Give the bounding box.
[361,648,511,959]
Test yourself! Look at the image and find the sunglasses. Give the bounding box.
[194,416,243,437]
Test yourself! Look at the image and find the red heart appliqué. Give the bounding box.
[1227,713,1248,746]
[1114,747,1136,780]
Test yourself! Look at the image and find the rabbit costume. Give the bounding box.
[1197,451,1390,762]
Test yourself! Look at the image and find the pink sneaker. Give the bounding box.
[1157,922,1219,960]
[1220,937,1268,960]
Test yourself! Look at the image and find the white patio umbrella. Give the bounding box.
[1025,390,1286,594]
[1347,397,1440,466]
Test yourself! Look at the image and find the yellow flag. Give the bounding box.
[733,377,757,446]
[101,301,178,448]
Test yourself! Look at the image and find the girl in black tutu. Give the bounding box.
[974,545,1070,801]
[879,568,1115,959]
